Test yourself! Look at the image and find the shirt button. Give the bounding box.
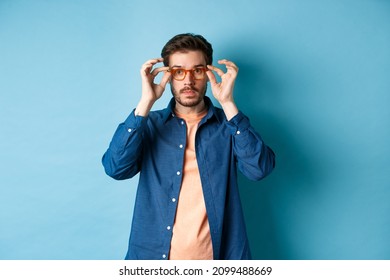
[177,171,181,176]
[162,254,167,259]
[179,144,183,149]
[181,120,185,125]
[167,226,171,230]
[127,128,132,133]
[172,198,176,202]
[236,130,241,135]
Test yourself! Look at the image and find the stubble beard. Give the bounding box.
[171,83,207,108]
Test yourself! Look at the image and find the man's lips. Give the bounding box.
[180,88,197,94]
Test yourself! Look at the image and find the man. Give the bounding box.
[102,33,275,260]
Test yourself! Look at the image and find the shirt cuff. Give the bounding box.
[124,109,148,134]
[226,111,251,135]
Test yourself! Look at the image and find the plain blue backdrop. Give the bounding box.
[0,0,389,259]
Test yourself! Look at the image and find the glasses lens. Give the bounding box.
[193,68,205,79]
[173,69,185,80]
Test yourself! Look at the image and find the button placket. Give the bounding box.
[177,119,185,178]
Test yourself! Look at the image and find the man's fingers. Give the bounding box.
[141,58,164,74]
[159,70,172,87]
[207,65,225,77]
[206,67,218,85]
[143,58,163,65]
[218,59,239,73]
[151,66,169,77]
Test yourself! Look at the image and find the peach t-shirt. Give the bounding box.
[169,109,213,260]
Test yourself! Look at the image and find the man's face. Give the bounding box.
[169,50,208,108]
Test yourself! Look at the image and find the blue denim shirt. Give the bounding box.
[102,97,275,260]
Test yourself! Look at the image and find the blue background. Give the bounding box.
[1,0,389,260]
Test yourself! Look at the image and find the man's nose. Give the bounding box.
[184,71,195,84]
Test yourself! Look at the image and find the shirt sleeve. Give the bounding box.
[226,111,276,181]
[102,109,147,180]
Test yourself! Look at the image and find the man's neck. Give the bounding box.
[174,99,207,116]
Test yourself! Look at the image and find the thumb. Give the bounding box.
[159,71,171,88]
[206,68,218,87]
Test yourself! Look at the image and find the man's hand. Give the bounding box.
[136,58,171,116]
[206,59,239,120]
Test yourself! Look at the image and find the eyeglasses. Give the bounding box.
[167,67,208,81]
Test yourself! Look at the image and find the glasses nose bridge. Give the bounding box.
[183,69,195,81]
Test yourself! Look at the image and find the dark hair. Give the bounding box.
[161,33,213,66]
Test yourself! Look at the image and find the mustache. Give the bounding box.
[180,86,198,93]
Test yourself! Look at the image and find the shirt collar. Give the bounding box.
[162,96,223,124]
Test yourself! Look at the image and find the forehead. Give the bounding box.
[169,50,206,67]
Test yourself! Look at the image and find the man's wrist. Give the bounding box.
[220,100,239,121]
[135,97,155,117]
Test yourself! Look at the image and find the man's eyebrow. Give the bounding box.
[170,64,206,68]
